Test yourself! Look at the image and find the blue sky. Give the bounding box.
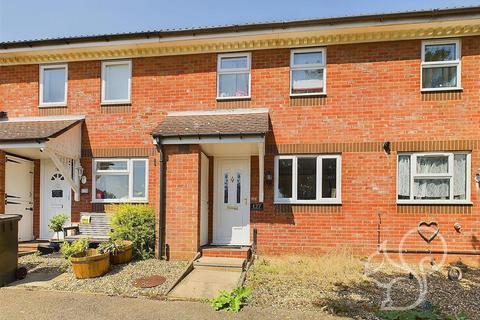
[1,0,480,42]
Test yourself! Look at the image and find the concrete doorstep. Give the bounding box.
[168,257,245,300]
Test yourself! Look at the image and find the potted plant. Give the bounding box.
[48,214,69,251]
[98,240,133,265]
[61,239,110,279]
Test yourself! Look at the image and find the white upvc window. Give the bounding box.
[217,52,251,99]
[274,154,341,204]
[92,158,148,203]
[290,48,326,96]
[39,64,68,107]
[101,60,132,104]
[421,39,461,91]
[397,152,471,204]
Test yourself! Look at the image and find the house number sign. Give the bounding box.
[251,202,264,211]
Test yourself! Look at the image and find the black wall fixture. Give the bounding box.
[383,141,391,154]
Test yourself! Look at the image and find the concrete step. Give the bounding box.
[193,257,246,271]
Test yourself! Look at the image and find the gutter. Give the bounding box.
[155,137,167,260]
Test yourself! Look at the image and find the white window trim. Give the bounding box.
[274,154,341,204]
[101,60,132,104]
[92,158,148,203]
[216,52,251,100]
[397,152,471,205]
[290,47,327,97]
[39,64,68,107]
[420,39,462,92]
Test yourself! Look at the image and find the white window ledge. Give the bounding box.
[216,96,251,101]
[38,104,67,108]
[421,87,463,93]
[91,199,148,204]
[397,200,472,205]
[290,93,327,98]
[274,200,342,205]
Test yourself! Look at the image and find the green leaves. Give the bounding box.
[60,239,89,259]
[110,204,155,260]
[48,214,69,233]
[210,287,252,313]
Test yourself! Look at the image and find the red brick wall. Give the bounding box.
[164,145,201,260]
[0,151,5,215]
[1,37,480,261]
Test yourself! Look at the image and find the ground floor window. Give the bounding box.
[92,158,148,202]
[274,155,341,204]
[397,152,470,203]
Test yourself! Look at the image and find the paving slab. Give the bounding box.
[168,268,241,300]
[7,271,66,289]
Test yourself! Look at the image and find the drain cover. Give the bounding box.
[133,275,166,288]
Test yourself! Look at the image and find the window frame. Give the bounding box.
[101,60,132,105]
[39,63,68,107]
[420,39,462,92]
[274,154,341,204]
[92,158,148,203]
[290,48,327,97]
[216,52,252,100]
[396,152,471,204]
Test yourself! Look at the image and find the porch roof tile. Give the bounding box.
[152,110,269,138]
[0,119,81,142]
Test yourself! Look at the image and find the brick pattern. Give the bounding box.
[202,247,251,259]
[164,145,201,260]
[100,104,132,114]
[0,151,5,215]
[216,99,251,109]
[39,107,69,116]
[290,96,326,106]
[2,38,480,260]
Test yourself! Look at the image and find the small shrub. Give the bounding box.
[48,214,69,240]
[109,204,155,260]
[210,287,252,313]
[60,239,89,259]
[98,240,128,255]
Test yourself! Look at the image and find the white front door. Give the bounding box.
[5,155,34,242]
[214,158,250,245]
[40,159,71,240]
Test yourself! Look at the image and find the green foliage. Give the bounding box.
[48,214,69,236]
[377,309,469,320]
[60,239,89,259]
[98,240,128,255]
[210,287,252,313]
[109,204,155,260]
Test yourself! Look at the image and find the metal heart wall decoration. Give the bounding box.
[417,221,439,243]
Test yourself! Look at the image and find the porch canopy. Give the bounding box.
[152,108,269,202]
[0,115,84,201]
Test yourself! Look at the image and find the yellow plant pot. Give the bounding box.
[70,249,110,279]
[110,241,133,265]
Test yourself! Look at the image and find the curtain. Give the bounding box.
[397,155,410,198]
[414,179,450,199]
[453,154,467,199]
[416,156,448,174]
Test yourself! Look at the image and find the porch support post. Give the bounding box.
[258,142,264,203]
[44,148,80,201]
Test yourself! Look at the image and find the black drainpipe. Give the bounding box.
[155,137,166,260]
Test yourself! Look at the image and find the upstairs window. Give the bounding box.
[421,40,461,91]
[274,155,341,204]
[101,60,132,104]
[397,152,470,204]
[93,158,148,203]
[39,64,68,107]
[290,48,326,96]
[217,53,251,99]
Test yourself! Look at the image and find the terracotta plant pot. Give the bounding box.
[70,249,110,279]
[110,241,133,265]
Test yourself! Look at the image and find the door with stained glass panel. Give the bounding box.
[214,158,250,245]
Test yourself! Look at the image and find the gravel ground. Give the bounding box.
[246,255,480,319]
[18,253,188,298]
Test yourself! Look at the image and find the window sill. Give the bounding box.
[101,101,132,106]
[397,200,472,205]
[290,93,327,98]
[274,200,341,205]
[216,96,251,101]
[38,104,67,108]
[421,87,463,93]
[91,199,148,204]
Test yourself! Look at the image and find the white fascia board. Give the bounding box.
[0,115,85,123]
[167,108,269,117]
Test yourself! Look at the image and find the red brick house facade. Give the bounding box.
[1,8,480,262]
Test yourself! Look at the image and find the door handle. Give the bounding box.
[26,207,33,211]
[243,198,247,205]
